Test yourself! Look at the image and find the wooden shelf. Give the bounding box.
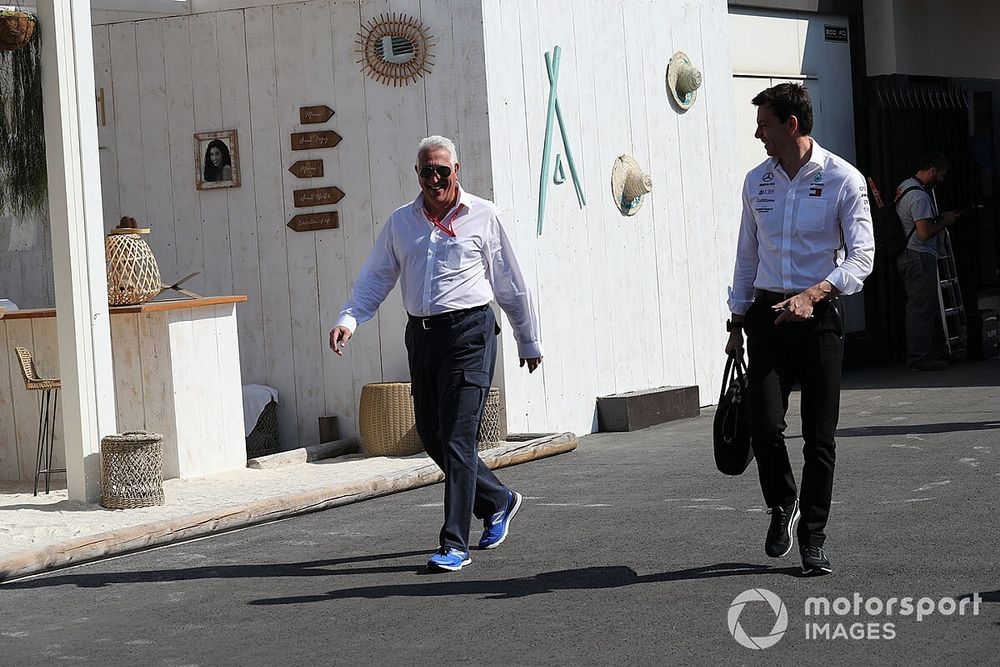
[0,295,248,320]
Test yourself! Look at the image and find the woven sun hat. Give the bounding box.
[610,154,653,216]
[667,51,702,110]
[110,216,151,235]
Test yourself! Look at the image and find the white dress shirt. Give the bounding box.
[728,140,875,316]
[337,186,543,359]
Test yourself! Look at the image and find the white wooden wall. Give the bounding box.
[94,0,493,449]
[482,0,740,435]
[0,214,55,310]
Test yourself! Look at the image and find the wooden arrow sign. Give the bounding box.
[291,130,342,151]
[299,105,335,124]
[293,186,345,207]
[288,159,324,179]
[287,211,339,232]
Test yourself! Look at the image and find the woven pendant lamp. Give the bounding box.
[105,216,161,306]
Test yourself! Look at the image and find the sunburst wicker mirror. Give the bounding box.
[355,13,435,87]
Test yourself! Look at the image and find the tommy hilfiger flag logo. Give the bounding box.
[809,186,823,197]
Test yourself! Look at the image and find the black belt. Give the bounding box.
[408,304,488,330]
[754,289,799,305]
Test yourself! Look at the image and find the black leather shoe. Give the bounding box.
[764,499,800,558]
[800,545,832,576]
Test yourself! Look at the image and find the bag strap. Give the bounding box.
[719,352,747,402]
[894,184,926,247]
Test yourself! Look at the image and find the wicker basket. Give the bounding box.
[0,12,36,51]
[100,431,165,509]
[105,233,161,305]
[359,382,423,457]
[359,382,506,457]
[246,399,280,458]
[477,387,506,451]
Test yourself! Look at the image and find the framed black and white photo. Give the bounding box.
[194,129,241,190]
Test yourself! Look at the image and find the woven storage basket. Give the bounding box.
[0,12,35,51]
[477,387,506,451]
[105,233,161,305]
[246,399,280,458]
[359,382,505,457]
[359,382,423,457]
[100,431,165,509]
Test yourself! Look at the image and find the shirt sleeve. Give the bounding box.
[824,171,875,295]
[727,173,759,316]
[903,189,936,222]
[335,218,401,333]
[485,214,543,359]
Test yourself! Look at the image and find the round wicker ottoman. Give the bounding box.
[359,382,506,457]
[359,382,423,456]
[477,387,506,451]
[100,431,165,509]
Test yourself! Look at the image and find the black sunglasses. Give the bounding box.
[418,165,452,180]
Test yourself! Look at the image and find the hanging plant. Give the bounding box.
[0,10,36,51]
[0,10,45,217]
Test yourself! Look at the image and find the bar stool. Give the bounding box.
[14,347,64,495]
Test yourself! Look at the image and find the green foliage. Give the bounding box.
[0,16,46,217]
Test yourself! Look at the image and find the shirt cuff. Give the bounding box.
[516,340,543,359]
[335,313,358,333]
[824,268,858,296]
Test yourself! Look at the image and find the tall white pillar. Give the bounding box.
[37,0,117,502]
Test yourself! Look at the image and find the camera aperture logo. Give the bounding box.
[728,588,788,649]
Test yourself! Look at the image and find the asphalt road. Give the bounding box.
[2,360,998,665]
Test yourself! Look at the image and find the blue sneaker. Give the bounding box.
[427,547,471,572]
[478,490,522,550]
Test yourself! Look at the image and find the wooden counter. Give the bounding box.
[1,296,248,483]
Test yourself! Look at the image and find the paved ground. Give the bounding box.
[1,358,998,665]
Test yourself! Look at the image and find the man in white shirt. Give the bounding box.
[725,84,874,576]
[895,152,962,370]
[330,136,543,572]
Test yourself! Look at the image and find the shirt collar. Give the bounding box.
[413,184,469,219]
[767,138,827,177]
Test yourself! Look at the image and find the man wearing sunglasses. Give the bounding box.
[330,135,543,572]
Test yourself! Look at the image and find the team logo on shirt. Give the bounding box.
[809,186,823,197]
[762,172,774,183]
[813,171,824,183]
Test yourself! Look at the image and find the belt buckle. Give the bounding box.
[421,318,431,330]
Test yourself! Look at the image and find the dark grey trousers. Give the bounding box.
[405,305,508,552]
[897,249,946,363]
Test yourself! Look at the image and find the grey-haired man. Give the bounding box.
[330,136,543,572]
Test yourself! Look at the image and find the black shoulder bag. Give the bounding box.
[713,352,754,475]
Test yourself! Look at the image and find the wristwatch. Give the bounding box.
[726,319,744,332]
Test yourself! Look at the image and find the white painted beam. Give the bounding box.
[37,0,118,502]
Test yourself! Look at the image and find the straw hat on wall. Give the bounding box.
[667,51,702,110]
[610,154,652,216]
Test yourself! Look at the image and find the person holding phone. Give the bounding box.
[895,151,962,371]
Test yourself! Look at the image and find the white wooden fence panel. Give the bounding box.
[190,13,235,298]
[327,0,381,438]
[162,16,207,296]
[244,5,297,449]
[218,10,266,387]
[108,23,147,228]
[136,19,180,285]
[273,2,325,446]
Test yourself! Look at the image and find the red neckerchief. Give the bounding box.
[422,202,465,237]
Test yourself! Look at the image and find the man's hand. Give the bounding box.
[520,357,542,373]
[329,325,352,356]
[940,210,961,226]
[725,329,744,357]
[774,281,838,323]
